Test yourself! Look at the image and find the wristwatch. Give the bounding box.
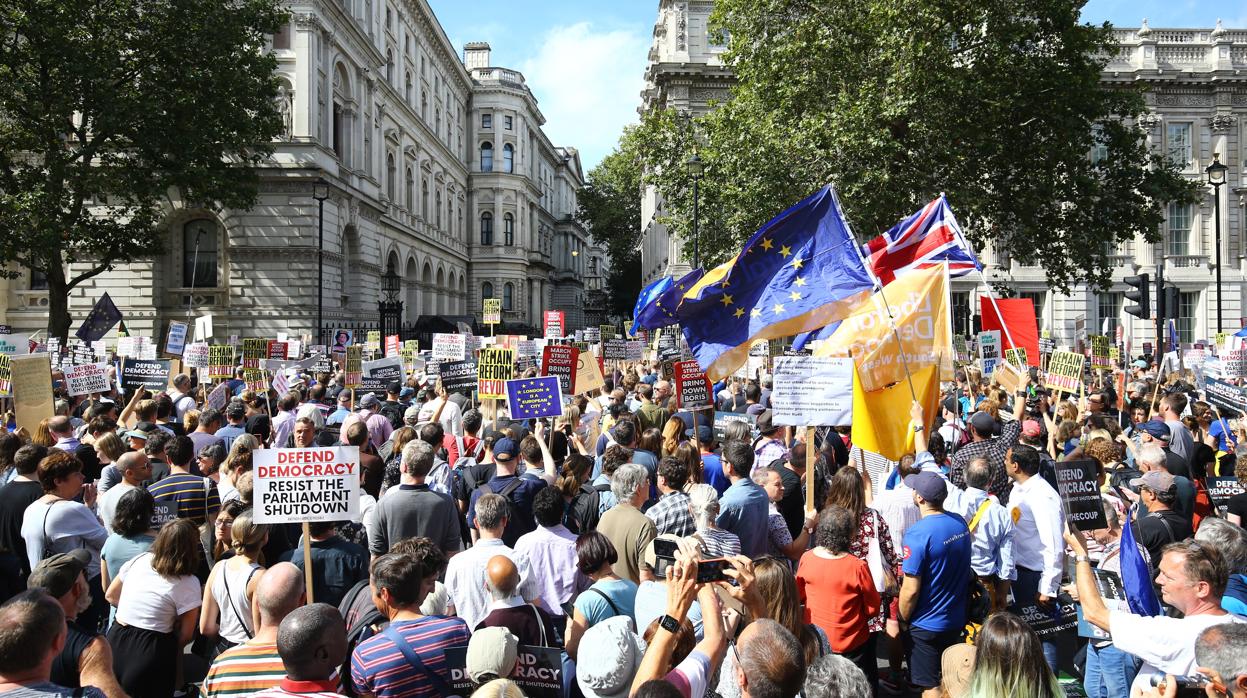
[659,614,681,633]
[912,424,924,433]
[1074,555,1091,564]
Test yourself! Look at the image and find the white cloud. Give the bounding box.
[520,22,649,172]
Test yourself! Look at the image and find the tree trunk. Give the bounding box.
[47,273,72,347]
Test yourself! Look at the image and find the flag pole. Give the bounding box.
[937,190,1017,351]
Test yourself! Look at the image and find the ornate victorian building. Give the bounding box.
[0,1,592,339]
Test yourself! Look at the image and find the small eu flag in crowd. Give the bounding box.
[75,292,123,343]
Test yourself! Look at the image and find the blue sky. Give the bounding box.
[429,0,1242,173]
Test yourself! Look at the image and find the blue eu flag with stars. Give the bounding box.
[630,275,674,336]
[75,292,123,343]
[635,269,705,332]
[678,185,875,381]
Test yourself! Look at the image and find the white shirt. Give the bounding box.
[444,537,539,629]
[97,481,137,535]
[417,397,463,437]
[873,483,921,553]
[1111,610,1246,695]
[114,552,202,633]
[1008,474,1065,595]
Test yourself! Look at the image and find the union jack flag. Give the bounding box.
[862,196,981,285]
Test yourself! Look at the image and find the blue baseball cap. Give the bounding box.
[904,471,948,504]
[493,437,519,462]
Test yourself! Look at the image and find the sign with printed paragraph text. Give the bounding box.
[506,376,564,420]
[483,298,502,325]
[1044,351,1084,394]
[603,338,628,361]
[121,359,172,394]
[1055,458,1107,531]
[541,344,579,395]
[771,356,853,426]
[543,311,565,339]
[675,360,713,410]
[252,447,361,523]
[477,348,515,400]
[165,321,188,356]
[64,362,110,397]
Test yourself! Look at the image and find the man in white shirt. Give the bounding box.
[1005,444,1065,673]
[416,380,463,437]
[444,493,541,629]
[956,458,1014,612]
[1158,392,1195,466]
[1068,535,1244,696]
[167,374,197,422]
[96,452,151,533]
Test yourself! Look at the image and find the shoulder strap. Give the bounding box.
[220,562,257,640]
[381,624,458,697]
[589,587,622,617]
[529,604,547,647]
[968,498,993,533]
[1149,511,1178,543]
[498,477,523,499]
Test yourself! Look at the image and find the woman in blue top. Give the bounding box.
[564,531,637,660]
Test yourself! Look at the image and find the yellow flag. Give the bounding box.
[813,264,952,392]
[851,361,941,462]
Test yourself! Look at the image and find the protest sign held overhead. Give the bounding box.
[675,360,713,410]
[603,338,628,361]
[241,338,267,368]
[0,334,29,355]
[543,310,564,339]
[477,348,515,400]
[267,340,289,361]
[771,356,852,426]
[1207,476,1244,511]
[360,357,403,393]
[64,362,110,397]
[12,353,53,432]
[1089,335,1111,370]
[208,345,234,379]
[194,315,213,343]
[165,321,188,356]
[438,359,478,394]
[344,346,363,388]
[384,334,401,358]
[506,376,563,420]
[0,354,11,397]
[574,349,606,395]
[1205,379,1247,417]
[1004,347,1028,370]
[978,330,1002,375]
[432,333,466,361]
[121,359,172,394]
[365,331,381,354]
[483,298,502,325]
[1055,458,1108,531]
[182,342,210,370]
[1045,351,1084,394]
[541,344,579,395]
[252,447,361,524]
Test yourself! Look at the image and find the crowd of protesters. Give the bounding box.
[0,352,1245,698]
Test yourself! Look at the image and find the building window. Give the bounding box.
[1177,291,1199,344]
[480,142,493,172]
[435,109,440,135]
[435,190,442,227]
[1166,123,1192,170]
[1096,292,1121,338]
[405,168,414,210]
[386,50,394,83]
[503,214,514,246]
[386,153,396,200]
[421,180,429,219]
[421,91,428,120]
[951,292,972,338]
[183,219,218,288]
[482,282,494,299]
[273,22,291,49]
[589,257,598,273]
[504,115,513,130]
[331,103,344,159]
[482,113,492,129]
[503,282,514,311]
[29,269,48,291]
[502,144,514,173]
[385,6,392,30]
[480,212,493,245]
[1167,202,1193,256]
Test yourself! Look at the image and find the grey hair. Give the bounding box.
[965,458,991,490]
[475,493,509,531]
[611,463,647,502]
[401,440,435,478]
[1101,500,1120,530]
[1137,444,1166,470]
[803,654,870,698]
[721,420,751,445]
[1194,517,1247,574]
[687,484,720,531]
[1196,624,1247,688]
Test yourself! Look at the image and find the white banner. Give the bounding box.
[64,362,110,397]
[252,447,361,524]
[432,333,466,361]
[771,356,853,427]
[183,342,211,369]
[0,334,29,355]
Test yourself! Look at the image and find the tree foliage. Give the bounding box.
[0,0,288,340]
[577,125,646,318]
[638,0,1197,291]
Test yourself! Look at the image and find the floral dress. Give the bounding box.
[847,507,898,633]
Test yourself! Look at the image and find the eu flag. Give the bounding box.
[1121,505,1161,616]
[678,186,875,381]
[630,276,674,337]
[75,292,123,343]
[634,269,705,331]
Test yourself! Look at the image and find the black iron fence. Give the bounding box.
[317,317,539,351]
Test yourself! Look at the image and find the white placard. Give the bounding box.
[432,333,466,361]
[195,315,214,342]
[64,362,111,396]
[252,447,361,524]
[771,356,854,427]
[978,330,1002,376]
[0,334,30,355]
[165,321,188,356]
[183,342,211,369]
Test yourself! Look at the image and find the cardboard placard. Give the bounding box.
[541,345,579,396]
[574,349,606,395]
[505,376,564,420]
[165,321,189,356]
[252,447,361,523]
[1045,351,1084,394]
[543,311,565,339]
[993,360,1023,394]
[477,348,515,400]
[432,333,466,361]
[438,359,478,394]
[12,353,54,432]
[1055,458,1107,531]
[771,356,853,427]
[344,346,363,388]
[0,354,11,397]
[121,359,172,394]
[1207,476,1245,509]
[675,360,713,411]
[64,362,111,397]
[483,298,502,325]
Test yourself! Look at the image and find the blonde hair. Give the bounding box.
[223,434,259,476]
[230,511,269,557]
[183,409,200,435]
[93,431,125,463]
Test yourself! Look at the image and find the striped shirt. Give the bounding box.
[350,616,470,698]
[147,472,220,524]
[249,678,347,698]
[201,641,287,698]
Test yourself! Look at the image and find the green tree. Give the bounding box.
[578,126,646,318]
[639,0,1196,291]
[0,0,287,342]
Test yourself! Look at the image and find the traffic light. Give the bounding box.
[1124,274,1150,319]
[1163,286,1180,321]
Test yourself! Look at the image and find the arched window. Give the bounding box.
[386,153,396,200]
[480,212,493,245]
[435,190,442,227]
[480,142,493,172]
[482,282,494,299]
[503,214,514,246]
[404,167,414,210]
[421,180,429,219]
[503,144,514,173]
[503,282,514,311]
[183,219,219,288]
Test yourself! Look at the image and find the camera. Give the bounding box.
[1151,673,1210,697]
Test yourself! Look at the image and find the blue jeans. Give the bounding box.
[1083,643,1142,698]
[1009,566,1059,674]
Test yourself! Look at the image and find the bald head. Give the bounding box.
[48,416,72,438]
[257,562,305,628]
[485,555,520,601]
[277,603,346,681]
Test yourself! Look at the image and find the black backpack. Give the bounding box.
[379,401,405,430]
[568,483,605,534]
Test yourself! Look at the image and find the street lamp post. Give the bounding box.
[1205,153,1228,333]
[312,179,330,345]
[686,153,703,270]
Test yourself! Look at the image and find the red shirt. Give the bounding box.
[796,551,880,653]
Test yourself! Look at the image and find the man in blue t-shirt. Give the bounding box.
[899,471,972,697]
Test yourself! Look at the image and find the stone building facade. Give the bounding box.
[0,1,591,340]
[638,9,1247,348]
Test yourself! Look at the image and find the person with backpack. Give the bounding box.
[467,437,546,547]
[378,382,406,431]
